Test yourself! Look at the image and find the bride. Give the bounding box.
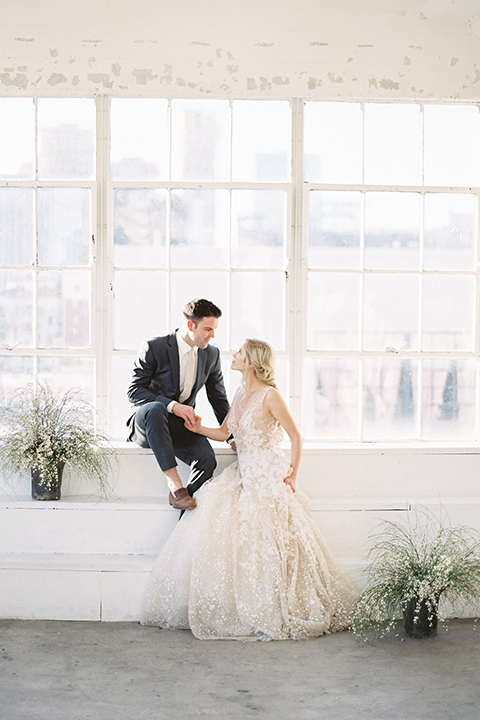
[141,339,356,640]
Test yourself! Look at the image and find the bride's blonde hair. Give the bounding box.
[242,339,277,388]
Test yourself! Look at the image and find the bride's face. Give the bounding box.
[231,343,247,372]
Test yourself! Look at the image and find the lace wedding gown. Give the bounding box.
[142,386,356,640]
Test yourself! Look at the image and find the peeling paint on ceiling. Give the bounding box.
[47,73,67,86]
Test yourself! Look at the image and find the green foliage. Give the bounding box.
[351,512,480,639]
[0,381,115,496]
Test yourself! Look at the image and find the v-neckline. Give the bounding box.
[235,386,268,424]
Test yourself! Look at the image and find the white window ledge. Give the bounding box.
[112,441,480,455]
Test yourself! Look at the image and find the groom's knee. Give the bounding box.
[192,444,217,479]
[140,401,170,431]
[133,401,172,446]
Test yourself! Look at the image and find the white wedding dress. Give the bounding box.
[142,386,356,640]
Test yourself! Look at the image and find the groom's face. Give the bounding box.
[187,316,219,349]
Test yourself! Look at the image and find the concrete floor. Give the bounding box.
[0,619,479,720]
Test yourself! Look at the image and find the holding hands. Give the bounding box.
[173,402,201,427]
[184,412,202,433]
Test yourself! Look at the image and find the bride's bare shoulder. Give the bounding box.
[262,386,285,409]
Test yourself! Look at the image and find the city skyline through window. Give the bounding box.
[0,97,478,443]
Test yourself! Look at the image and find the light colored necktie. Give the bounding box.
[179,348,196,403]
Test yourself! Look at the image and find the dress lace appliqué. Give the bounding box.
[141,385,356,640]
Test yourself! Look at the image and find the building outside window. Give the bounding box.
[0,97,478,444]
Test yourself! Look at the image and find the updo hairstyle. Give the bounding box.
[243,339,277,389]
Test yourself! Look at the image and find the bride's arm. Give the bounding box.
[264,388,302,492]
[184,411,231,442]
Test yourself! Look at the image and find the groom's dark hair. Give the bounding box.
[183,298,222,324]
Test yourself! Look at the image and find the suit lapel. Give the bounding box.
[167,333,181,399]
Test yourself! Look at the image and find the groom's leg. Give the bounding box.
[133,403,216,498]
[172,424,217,496]
[131,401,177,472]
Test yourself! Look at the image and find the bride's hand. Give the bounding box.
[184,415,202,433]
[284,471,296,492]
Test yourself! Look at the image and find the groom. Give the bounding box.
[127,298,230,510]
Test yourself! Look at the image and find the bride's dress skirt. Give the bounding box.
[142,451,356,640]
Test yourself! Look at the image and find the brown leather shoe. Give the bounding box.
[168,487,197,510]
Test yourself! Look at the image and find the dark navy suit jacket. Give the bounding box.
[126,332,230,439]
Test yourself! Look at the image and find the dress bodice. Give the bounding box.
[228,385,284,455]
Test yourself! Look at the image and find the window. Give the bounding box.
[109,99,292,436]
[304,102,478,441]
[0,97,478,444]
[0,98,96,404]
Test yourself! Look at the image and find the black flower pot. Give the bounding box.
[403,597,438,638]
[31,461,65,501]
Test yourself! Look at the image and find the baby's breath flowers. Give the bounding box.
[0,382,115,498]
[351,513,480,640]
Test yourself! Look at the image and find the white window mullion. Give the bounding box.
[474,166,480,444]
[358,104,365,439]
[290,98,304,424]
[33,98,39,376]
[94,94,110,434]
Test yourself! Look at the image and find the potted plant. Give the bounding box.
[0,381,115,501]
[351,512,480,640]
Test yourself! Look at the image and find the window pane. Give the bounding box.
[110,355,136,439]
[114,271,167,350]
[232,100,291,182]
[307,273,359,351]
[231,190,286,269]
[0,357,34,405]
[424,105,480,187]
[363,274,419,351]
[302,358,359,440]
[38,188,91,266]
[231,272,285,350]
[170,190,229,269]
[37,98,96,181]
[421,359,476,440]
[0,98,34,180]
[114,189,167,268]
[170,272,228,350]
[364,104,421,185]
[424,194,476,271]
[0,188,34,265]
[362,358,417,440]
[304,102,362,184]
[228,355,289,406]
[422,275,475,352]
[308,191,361,270]
[198,355,236,429]
[364,192,421,270]
[171,99,230,181]
[110,99,168,181]
[38,357,94,404]
[37,270,90,348]
[0,270,33,347]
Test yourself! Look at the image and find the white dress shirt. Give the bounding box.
[167,331,198,412]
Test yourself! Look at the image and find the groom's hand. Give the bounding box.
[172,402,200,426]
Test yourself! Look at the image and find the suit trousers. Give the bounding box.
[131,401,217,496]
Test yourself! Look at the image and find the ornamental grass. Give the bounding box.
[0,381,115,496]
[351,512,480,640]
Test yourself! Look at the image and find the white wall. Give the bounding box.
[1,0,480,100]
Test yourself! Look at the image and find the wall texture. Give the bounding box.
[2,0,480,100]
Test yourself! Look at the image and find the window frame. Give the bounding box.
[0,95,479,444]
